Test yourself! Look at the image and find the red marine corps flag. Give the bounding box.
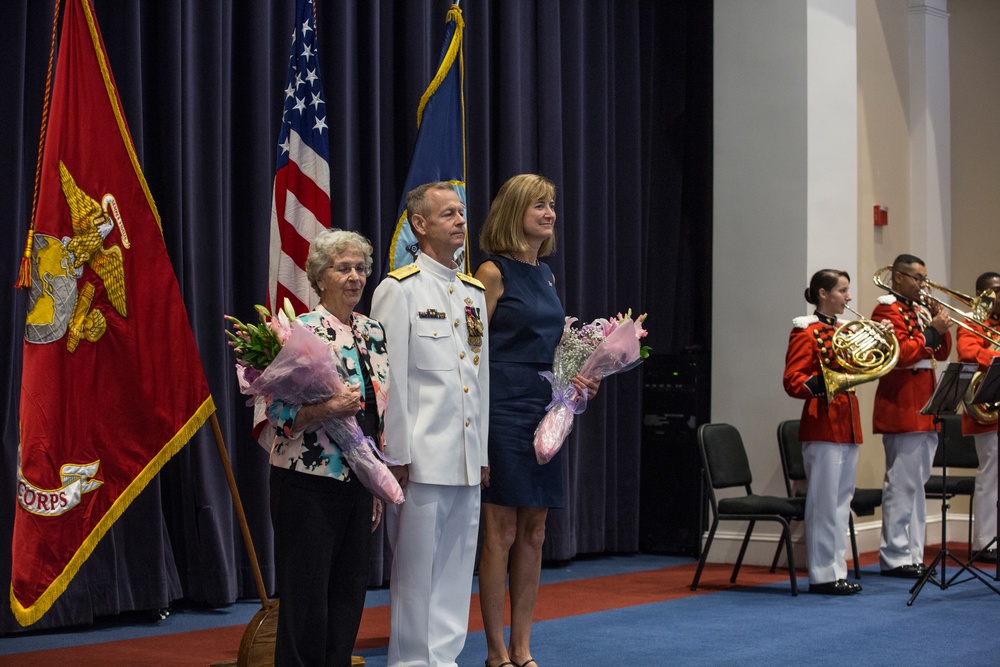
[12,0,213,625]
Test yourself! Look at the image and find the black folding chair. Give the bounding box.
[690,423,805,595]
[774,419,882,579]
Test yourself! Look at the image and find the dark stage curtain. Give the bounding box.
[0,0,711,632]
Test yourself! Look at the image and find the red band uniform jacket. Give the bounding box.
[871,295,952,434]
[957,314,1000,436]
[783,313,863,444]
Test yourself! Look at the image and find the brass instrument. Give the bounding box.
[873,266,1000,424]
[873,265,933,327]
[923,280,999,334]
[873,266,1000,346]
[963,370,999,426]
[950,286,1000,425]
[821,304,900,399]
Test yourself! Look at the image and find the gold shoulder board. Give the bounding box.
[457,273,485,290]
[388,264,420,281]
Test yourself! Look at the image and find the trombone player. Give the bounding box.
[872,254,952,578]
[957,271,1000,564]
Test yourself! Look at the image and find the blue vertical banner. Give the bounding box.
[386,4,467,274]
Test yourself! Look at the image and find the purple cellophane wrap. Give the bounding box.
[533,318,643,464]
[235,321,403,504]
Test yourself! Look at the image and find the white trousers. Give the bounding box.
[880,431,937,570]
[973,430,999,551]
[802,441,858,584]
[386,481,481,667]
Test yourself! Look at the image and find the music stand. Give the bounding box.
[908,362,1000,604]
[967,356,1000,581]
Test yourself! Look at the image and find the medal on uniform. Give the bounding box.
[465,301,483,350]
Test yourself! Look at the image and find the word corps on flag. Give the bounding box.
[267,0,331,317]
[13,0,213,626]
[387,4,468,275]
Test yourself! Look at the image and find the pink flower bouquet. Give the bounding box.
[225,302,404,504]
[534,311,650,464]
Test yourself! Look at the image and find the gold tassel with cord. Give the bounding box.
[14,229,34,289]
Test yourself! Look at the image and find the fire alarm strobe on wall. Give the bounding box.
[874,204,888,226]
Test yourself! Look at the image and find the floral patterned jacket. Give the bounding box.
[267,306,390,481]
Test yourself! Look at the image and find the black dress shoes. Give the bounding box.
[808,579,862,595]
[880,564,926,579]
[975,548,998,564]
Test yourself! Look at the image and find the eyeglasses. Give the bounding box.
[898,271,928,284]
[328,263,370,276]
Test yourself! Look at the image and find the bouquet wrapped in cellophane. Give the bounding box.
[534,310,650,464]
[225,301,403,504]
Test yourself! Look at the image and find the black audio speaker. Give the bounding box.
[639,352,709,557]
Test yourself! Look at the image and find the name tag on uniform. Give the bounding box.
[418,309,447,319]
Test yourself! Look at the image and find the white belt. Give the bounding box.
[900,359,934,371]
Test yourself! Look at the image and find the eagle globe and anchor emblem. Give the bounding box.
[25,160,128,348]
[19,160,130,517]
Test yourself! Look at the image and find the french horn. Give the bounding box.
[821,304,900,399]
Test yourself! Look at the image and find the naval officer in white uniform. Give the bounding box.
[371,181,489,667]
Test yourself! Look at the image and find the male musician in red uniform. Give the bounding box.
[957,271,1000,564]
[872,254,952,578]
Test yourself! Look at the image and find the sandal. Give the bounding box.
[485,662,516,667]
[520,660,538,667]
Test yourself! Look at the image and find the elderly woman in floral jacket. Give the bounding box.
[267,228,390,667]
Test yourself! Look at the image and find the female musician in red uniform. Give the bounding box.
[783,269,863,595]
[957,271,1000,564]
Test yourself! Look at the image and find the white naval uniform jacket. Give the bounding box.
[370,251,490,486]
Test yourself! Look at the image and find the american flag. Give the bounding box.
[267,0,331,315]
[256,0,331,443]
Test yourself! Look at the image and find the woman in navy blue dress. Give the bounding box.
[475,174,599,667]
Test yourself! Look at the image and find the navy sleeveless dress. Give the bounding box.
[480,256,566,508]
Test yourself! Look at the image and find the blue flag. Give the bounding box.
[386,4,467,274]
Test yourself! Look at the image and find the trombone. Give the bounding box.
[873,266,1000,346]
[923,279,1000,426]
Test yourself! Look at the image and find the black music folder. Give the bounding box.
[971,356,1000,407]
[920,362,977,416]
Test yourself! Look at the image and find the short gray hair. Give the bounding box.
[406,181,456,219]
[305,228,375,296]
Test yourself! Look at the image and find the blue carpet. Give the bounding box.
[362,563,1000,667]
[0,554,678,656]
[3,556,998,666]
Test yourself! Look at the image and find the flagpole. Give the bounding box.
[209,412,271,609]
